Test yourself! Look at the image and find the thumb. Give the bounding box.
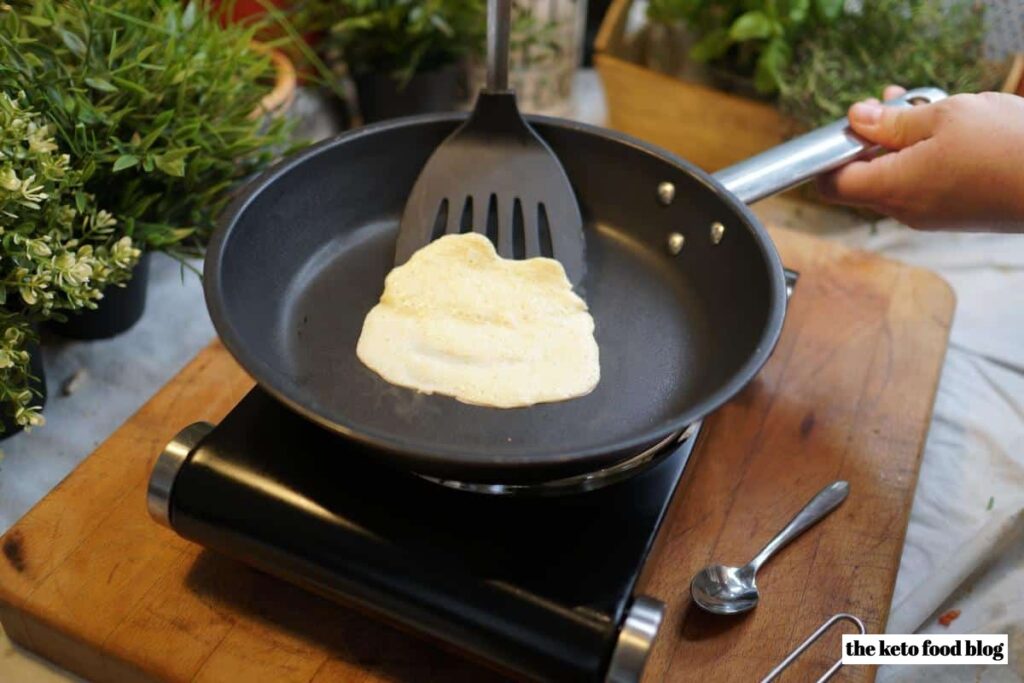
[848,100,939,150]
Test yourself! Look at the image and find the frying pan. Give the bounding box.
[206,87,947,484]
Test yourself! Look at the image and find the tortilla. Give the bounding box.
[356,233,599,408]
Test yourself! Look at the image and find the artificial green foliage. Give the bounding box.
[0,314,41,430]
[324,0,486,84]
[777,0,998,128]
[647,0,843,93]
[0,0,294,255]
[0,90,140,431]
[507,1,562,67]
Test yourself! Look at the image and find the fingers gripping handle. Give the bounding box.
[713,87,948,205]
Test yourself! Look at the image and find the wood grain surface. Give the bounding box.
[0,227,954,682]
[594,0,791,172]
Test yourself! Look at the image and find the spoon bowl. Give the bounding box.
[690,564,760,615]
[689,481,849,616]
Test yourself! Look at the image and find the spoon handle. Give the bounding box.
[749,481,850,572]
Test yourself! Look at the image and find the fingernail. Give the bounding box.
[850,102,883,125]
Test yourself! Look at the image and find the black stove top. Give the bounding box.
[148,388,700,682]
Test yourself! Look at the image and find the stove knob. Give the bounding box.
[604,595,665,683]
[146,422,214,528]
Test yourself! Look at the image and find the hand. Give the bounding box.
[817,86,1024,231]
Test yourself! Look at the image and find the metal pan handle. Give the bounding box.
[712,87,948,205]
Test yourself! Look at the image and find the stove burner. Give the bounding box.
[147,388,701,681]
[416,423,699,495]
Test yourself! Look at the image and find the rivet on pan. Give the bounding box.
[667,232,685,255]
[710,222,725,245]
[657,182,675,206]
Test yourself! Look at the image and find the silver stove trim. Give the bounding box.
[147,421,213,528]
[605,595,665,683]
[415,421,700,496]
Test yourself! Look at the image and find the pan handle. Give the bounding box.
[712,87,948,205]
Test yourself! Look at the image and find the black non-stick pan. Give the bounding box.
[206,88,946,484]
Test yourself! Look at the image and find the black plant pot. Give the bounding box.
[0,337,47,440]
[355,64,461,123]
[48,252,151,340]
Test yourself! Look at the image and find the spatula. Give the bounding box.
[394,0,585,285]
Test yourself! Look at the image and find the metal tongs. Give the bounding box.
[761,613,867,682]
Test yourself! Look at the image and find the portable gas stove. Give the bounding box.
[147,388,702,682]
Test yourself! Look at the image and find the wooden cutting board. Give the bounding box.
[0,227,953,682]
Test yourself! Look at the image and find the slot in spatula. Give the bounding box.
[394,0,585,285]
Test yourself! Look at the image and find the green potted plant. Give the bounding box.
[322,0,486,122]
[646,0,844,97]
[0,90,139,436]
[0,0,297,338]
[776,0,998,128]
[595,0,1014,173]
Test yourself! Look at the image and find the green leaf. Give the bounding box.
[689,28,732,62]
[135,43,158,63]
[729,11,776,41]
[58,29,87,57]
[754,36,791,93]
[152,109,175,128]
[110,76,152,98]
[814,0,844,21]
[22,16,52,27]
[76,105,99,124]
[113,154,139,172]
[84,77,118,93]
[139,121,169,151]
[786,0,811,24]
[75,191,87,213]
[164,8,179,34]
[154,152,186,177]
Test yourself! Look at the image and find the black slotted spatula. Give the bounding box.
[394,0,585,285]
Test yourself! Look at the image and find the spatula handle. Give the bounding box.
[487,0,512,91]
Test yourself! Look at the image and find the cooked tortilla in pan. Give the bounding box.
[356,233,600,408]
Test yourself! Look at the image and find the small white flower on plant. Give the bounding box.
[94,210,117,229]
[0,167,18,191]
[27,122,58,154]
[15,406,44,429]
[19,174,47,205]
[27,239,52,258]
[68,261,94,286]
[111,235,140,267]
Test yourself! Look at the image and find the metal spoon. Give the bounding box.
[691,480,850,615]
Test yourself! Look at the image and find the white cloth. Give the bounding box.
[824,222,1024,682]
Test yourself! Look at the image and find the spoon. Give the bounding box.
[690,480,850,615]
